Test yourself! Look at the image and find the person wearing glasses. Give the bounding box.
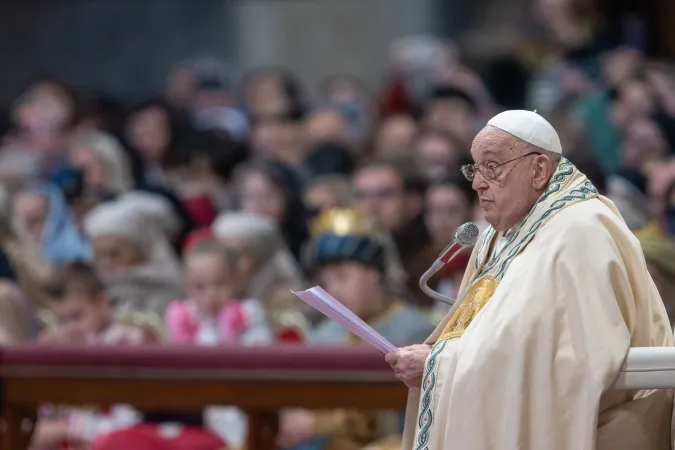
[385,110,674,450]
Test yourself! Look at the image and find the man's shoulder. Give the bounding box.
[543,196,638,251]
[548,197,621,232]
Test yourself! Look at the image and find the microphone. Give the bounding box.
[419,222,479,305]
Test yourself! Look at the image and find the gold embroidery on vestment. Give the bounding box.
[437,276,498,342]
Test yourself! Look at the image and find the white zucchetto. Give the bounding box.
[487,110,563,154]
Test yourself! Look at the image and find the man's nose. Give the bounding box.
[471,170,488,191]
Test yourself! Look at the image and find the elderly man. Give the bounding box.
[386,110,674,450]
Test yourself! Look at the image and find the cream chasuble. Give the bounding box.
[402,159,674,450]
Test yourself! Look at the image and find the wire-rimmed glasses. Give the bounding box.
[460,151,541,182]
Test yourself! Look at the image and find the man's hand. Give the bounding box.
[385,344,432,388]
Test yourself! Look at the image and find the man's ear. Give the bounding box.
[532,155,553,190]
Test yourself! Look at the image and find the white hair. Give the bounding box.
[212,212,305,297]
[70,130,134,194]
[117,191,182,243]
[84,199,155,257]
[84,196,183,316]
[84,194,179,261]
[213,212,283,259]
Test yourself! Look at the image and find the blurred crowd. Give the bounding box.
[1,0,675,449]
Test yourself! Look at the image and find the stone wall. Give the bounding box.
[0,0,511,107]
[0,0,235,106]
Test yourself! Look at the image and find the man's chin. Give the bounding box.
[482,213,500,230]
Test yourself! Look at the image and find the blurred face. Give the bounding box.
[217,237,256,293]
[69,145,108,192]
[353,166,407,232]
[603,48,643,88]
[469,127,551,231]
[125,106,171,163]
[12,85,70,156]
[424,99,474,144]
[50,292,109,339]
[251,117,304,165]
[184,252,235,318]
[622,118,668,168]
[238,171,286,224]
[425,185,472,245]
[304,183,344,214]
[246,75,289,118]
[13,191,48,243]
[414,134,460,179]
[304,110,347,146]
[165,66,198,109]
[373,115,417,157]
[91,235,145,274]
[316,261,381,319]
[611,80,656,129]
[644,160,675,219]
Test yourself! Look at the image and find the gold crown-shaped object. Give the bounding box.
[309,208,374,238]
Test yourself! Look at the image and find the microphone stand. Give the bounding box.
[419,259,455,305]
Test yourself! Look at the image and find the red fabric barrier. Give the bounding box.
[0,345,393,374]
[91,424,225,450]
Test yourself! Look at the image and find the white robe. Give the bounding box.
[402,195,674,450]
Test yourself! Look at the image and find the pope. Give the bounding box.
[386,110,674,450]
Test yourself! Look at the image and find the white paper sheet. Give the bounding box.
[293,286,398,354]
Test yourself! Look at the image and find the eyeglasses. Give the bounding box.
[461,151,541,182]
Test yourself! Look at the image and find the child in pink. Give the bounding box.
[165,240,272,346]
[164,240,272,449]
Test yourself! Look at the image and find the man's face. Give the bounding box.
[470,127,541,231]
[353,166,407,232]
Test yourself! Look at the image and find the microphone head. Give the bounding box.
[455,222,479,246]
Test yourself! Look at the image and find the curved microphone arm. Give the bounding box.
[419,260,456,305]
[420,222,479,306]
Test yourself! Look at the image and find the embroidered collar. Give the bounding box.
[472,158,598,282]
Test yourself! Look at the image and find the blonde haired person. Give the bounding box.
[0,185,58,308]
[69,130,134,195]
